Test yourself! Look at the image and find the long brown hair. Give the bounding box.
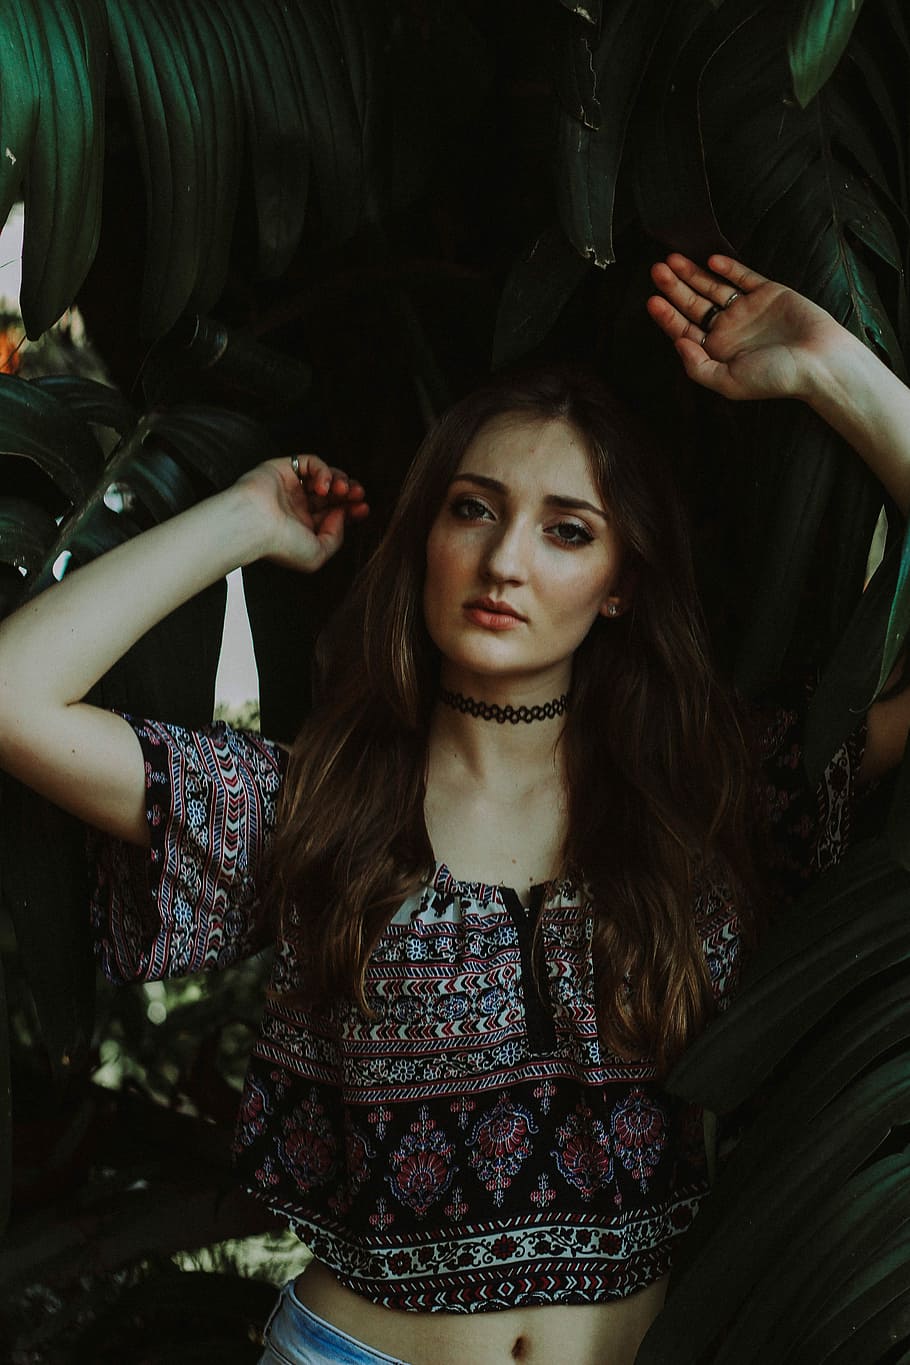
[268,366,754,1072]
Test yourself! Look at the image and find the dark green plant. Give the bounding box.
[0,1,909,1360]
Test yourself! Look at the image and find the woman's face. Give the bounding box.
[423,415,627,697]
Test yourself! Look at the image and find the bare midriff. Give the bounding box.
[293,1260,667,1365]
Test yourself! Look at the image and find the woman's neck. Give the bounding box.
[427,672,569,790]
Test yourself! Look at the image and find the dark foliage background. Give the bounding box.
[0,1,909,1359]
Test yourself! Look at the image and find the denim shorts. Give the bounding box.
[258,1280,412,1365]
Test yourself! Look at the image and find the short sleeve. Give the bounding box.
[89,716,287,984]
[755,691,869,905]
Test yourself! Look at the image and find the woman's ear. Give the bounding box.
[599,596,624,619]
[599,566,638,618]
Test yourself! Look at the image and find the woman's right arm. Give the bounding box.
[0,455,366,845]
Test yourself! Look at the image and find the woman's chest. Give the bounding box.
[423,784,567,898]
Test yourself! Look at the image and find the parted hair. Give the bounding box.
[268,366,755,1072]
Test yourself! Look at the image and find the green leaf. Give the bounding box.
[276,0,372,241]
[105,0,203,336]
[220,0,310,279]
[0,372,105,508]
[789,0,868,108]
[0,2,40,230]
[694,0,907,679]
[555,0,669,267]
[30,376,136,436]
[26,404,270,599]
[636,1056,910,1365]
[732,410,843,695]
[710,1153,910,1364]
[667,840,910,1113]
[143,405,277,488]
[0,495,57,575]
[804,538,898,786]
[799,1240,910,1363]
[19,0,109,337]
[628,1,730,262]
[164,0,244,314]
[492,225,590,368]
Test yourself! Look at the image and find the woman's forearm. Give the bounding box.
[0,483,270,842]
[0,482,265,714]
[0,455,362,842]
[799,329,910,517]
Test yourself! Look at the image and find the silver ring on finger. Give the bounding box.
[722,290,742,309]
[290,454,304,483]
[701,302,723,332]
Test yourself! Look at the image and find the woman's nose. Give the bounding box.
[482,518,529,583]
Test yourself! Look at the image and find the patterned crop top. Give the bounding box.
[89,702,866,1313]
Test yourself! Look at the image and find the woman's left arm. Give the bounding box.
[648,251,910,783]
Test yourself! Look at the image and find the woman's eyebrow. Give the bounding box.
[544,493,608,520]
[450,473,608,521]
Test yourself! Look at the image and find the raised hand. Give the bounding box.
[235,453,369,573]
[646,253,846,404]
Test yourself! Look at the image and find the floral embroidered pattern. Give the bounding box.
[469,1094,538,1207]
[610,1089,668,1192]
[553,1101,613,1200]
[276,1088,337,1192]
[388,1107,456,1216]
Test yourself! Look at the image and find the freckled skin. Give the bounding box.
[423,415,627,704]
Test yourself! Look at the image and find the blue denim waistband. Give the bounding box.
[259,1280,411,1365]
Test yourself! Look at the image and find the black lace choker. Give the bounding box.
[439,688,569,724]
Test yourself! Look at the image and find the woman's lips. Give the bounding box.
[463,599,525,630]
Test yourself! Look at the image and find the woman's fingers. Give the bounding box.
[674,336,734,394]
[650,258,732,328]
[707,254,768,291]
[645,293,709,347]
[291,457,369,520]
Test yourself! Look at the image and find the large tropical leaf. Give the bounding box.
[554,0,672,267]
[667,839,910,1113]
[636,1056,910,1363]
[492,225,590,369]
[706,1151,910,1364]
[19,0,108,339]
[0,0,487,338]
[217,0,311,280]
[0,497,58,577]
[105,0,210,337]
[789,0,870,108]
[0,3,40,231]
[30,374,136,435]
[0,373,105,509]
[694,0,907,689]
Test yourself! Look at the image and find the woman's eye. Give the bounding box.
[452,496,493,520]
[550,520,593,547]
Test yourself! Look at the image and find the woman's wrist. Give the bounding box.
[796,325,868,409]
[796,328,910,515]
[214,480,277,569]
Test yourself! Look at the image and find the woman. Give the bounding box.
[0,254,908,1365]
